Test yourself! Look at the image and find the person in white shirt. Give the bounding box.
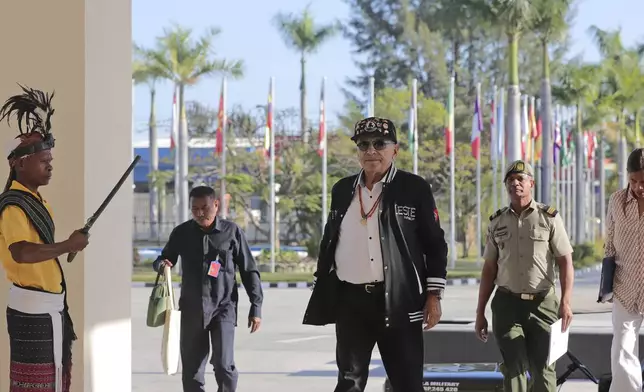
[303,116,448,392]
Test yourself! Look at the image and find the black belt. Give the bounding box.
[341,281,384,294]
[497,286,550,300]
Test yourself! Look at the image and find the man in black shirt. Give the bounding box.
[153,185,263,392]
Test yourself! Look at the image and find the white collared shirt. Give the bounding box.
[334,176,386,284]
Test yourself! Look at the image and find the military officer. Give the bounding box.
[474,160,574,392]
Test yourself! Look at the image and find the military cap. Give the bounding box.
[504,159,534,182]
[351,117,397,143]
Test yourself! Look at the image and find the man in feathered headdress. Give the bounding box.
[0,84,89,392]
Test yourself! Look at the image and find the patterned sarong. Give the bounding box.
[7,307,71,392]
[0,189,76,392]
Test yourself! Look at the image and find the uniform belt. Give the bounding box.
[341,281,384,294]
[497,286,550,300]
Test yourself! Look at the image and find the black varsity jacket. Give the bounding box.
[302,164,448,328]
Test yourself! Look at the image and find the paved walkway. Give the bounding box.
[133,273,606,391]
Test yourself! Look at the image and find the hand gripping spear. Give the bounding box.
[67,155,142,262]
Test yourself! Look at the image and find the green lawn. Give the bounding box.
[132,260,481,283]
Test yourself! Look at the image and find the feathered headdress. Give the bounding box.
[0,84,56,160]
[0,84,55,136]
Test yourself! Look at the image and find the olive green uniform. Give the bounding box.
[484,162,573,392]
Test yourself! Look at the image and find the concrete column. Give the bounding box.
[0,0,132,391]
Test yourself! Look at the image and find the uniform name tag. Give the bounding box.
[208,260,221,278]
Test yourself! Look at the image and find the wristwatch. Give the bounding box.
[428,289,443,300]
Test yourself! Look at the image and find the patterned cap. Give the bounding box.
[504,159,534,181]
[351,117,397,143]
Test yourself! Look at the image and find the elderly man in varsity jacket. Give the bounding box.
[303,116,448,392]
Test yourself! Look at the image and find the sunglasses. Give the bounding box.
[356,139,394,151]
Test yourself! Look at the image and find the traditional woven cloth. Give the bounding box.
[0,190,56,243]
[7,307,70,392]
[0,190,76,392]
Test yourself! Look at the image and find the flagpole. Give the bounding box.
[530,96,536,195]
[448,75,456,269]
[569,108,577,242]
[321,77,328,233]
[475,83,482,267]
[590,144,596,241]
[369,76,375,117]
[499,88,506,206]
[568,159,573,237]
[412,78,418,174]
[522,95,529,161]
[599,126,607,237]
[269,77,276,273]
[172,84,179,224]
[132,79,135,160]
[492,85,498,212]
[220,77,227,218]
[554,105,560,210]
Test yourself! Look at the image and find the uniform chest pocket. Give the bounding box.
[203,236,234,273]
[202,250,234,277]
[530,228,549,242]
[215,247,235,266]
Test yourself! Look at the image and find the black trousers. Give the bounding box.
[334,281,424,392]
[180,312,238,392]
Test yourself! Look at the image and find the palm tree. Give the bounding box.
[470,0,536,162]
[132,49,164,239]
[552,62,601,244]
[141,24,243,224]
[273,5,338,144]
[588,26,644,188]
[580,78,615,237]
[531,0,573,204]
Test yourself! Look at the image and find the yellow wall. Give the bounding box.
[0,0,133,390]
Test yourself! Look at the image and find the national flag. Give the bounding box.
[591,132,598,169]
[317,80,326,157]
[264,80,273,158]
[471,90,483,158]
[530,99,541,160]
[215,81,225,156]
[553,109,561,165]
[586,131,596,169]
[562,123,575,166]
[560,118,570,166]
[445,80,454,156]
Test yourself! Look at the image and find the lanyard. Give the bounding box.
[203,235,209,260]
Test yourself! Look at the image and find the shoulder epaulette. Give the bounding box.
[489,207,508,221]
[540,204,558,217]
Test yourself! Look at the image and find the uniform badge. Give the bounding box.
[433,208,439,222]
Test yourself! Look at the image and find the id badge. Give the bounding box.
[208,260,221,278]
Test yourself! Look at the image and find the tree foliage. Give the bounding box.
[139,5,644,252]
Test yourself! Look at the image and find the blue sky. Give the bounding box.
[132,0,644,143]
